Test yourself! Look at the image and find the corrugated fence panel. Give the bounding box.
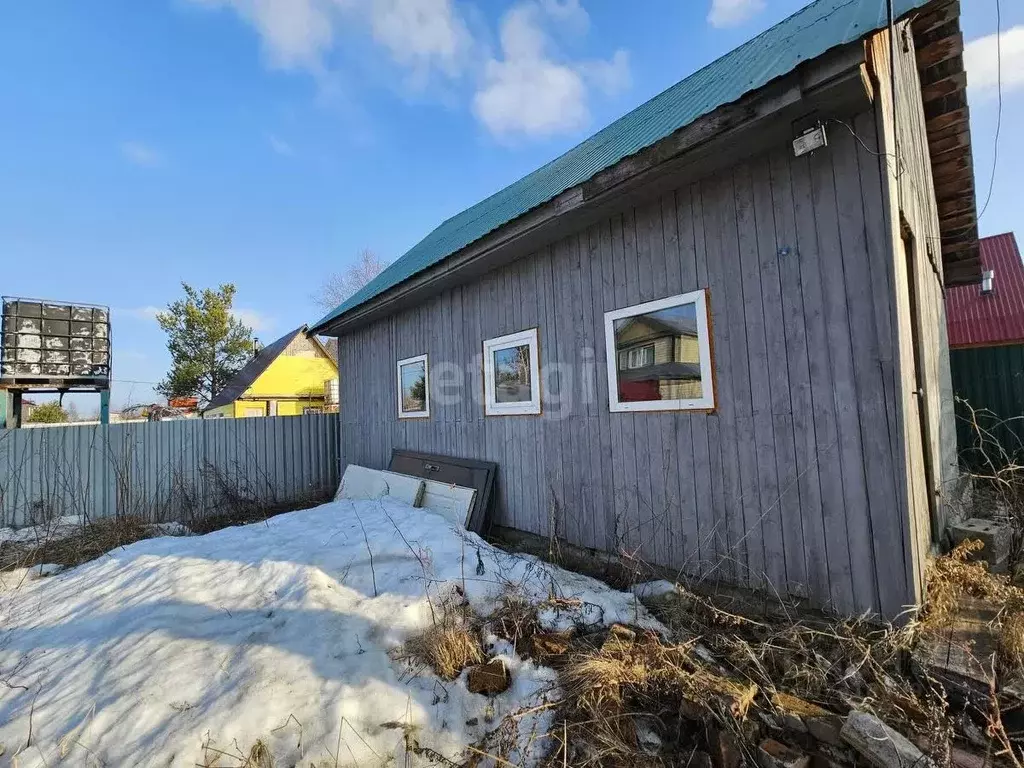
[951,344,1024,469]
[0,414,340,528]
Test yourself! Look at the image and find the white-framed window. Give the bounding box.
[244,407,263,418]
[397,353,430,419]
[483,328,541,416]
[604,289,715,413]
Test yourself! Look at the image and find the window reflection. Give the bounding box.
[493,344,532,403]
[613,303,703,402]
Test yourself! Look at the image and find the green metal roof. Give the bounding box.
[313,0,928,332]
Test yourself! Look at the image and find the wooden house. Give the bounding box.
[312,0,980,618]
[204,326,338,418]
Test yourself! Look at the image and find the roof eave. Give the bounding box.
[911,0,981,286]
[313,42,871,337]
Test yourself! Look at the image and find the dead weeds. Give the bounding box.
[524,540,1024,768]
[403,603,485,681]
[923,540,1024,630]
[546,624,756,767]
[0,515,154,572]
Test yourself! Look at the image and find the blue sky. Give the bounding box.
[1,0,1020,412]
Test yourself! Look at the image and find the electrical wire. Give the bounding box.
[825,118,904,178]
[978,0,1002,221]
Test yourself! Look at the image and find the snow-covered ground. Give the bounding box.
[0,515,85,545]
[0,497,662,766]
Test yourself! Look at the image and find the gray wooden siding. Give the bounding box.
[870,22,958,601]
[338,109,911,617]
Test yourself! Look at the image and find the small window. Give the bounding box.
[244,407,263,418]
[622,344,655,370]
[604,289,715,412]
[483,328,541,416]
[397,354,430,419]
[303,407,323,415]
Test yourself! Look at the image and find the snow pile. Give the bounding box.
[0,514,85,545]
[0,497,662,766]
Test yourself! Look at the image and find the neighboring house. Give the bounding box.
[614,312,702,402]
[945,233,1024,465]
[313,0,979,618]
[204,326,338,419]
[21,398,37,422]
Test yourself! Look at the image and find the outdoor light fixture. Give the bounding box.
[793,124,827,157]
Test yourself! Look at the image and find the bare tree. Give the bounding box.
[312,249,387,312]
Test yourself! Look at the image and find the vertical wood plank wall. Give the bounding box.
[337,108,913,618]
[870,23,958,603]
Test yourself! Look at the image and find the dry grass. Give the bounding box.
[243,740,274,768]
[187,492,332,535]
[644,586,914,709]
[0,491,332,576]
[489,591,542,655]
[922,540,1023,630]
[545,625,758,767]
[923,539,1024,685]
[0,515,154,572]
[999,610,1024,676]
[404,607,485,681]
[197,737,275,767]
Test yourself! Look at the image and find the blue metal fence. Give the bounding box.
[0,414,340,527]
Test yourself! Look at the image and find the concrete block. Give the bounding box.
[841,711,935,768]
[949,517,1012,573]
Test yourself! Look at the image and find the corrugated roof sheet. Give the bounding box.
[946,234,1024,348]
[312,0,930,332]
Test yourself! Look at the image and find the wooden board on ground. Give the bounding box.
[388,449,497,533]
[421,479,477,529]
[336,465,425,507]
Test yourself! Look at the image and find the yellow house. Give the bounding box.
[203,325,338,418]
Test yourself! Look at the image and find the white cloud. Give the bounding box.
[707,0,764,28]
[187,0,470,81]
[267,133,296,156]
[186,0,629,142]
[120,141,164,168]
[539,0,589,33]
[580,48,631,96]
[366,0,471,80]
[189,0,334,70]
[964,26,1024,97]
[233,308,275,333]
[473,3,630,139]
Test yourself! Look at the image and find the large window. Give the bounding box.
[483,328,541,416]
[604,289,714,412]
[397,354,430,419]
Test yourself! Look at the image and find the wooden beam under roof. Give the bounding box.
[912,0,980,286]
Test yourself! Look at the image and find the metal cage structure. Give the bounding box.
[1,297,112,428]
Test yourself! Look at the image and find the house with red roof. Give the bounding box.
[945,233,1024,465]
